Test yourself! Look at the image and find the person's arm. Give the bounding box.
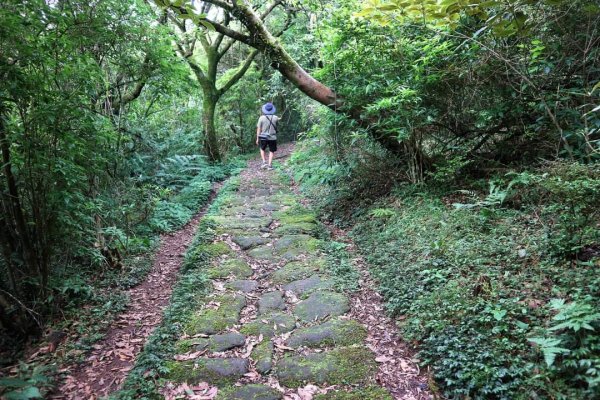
[256,124,260,145]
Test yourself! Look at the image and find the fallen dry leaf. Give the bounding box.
[173,350,204,361]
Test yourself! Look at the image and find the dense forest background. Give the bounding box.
[0,0,599,398]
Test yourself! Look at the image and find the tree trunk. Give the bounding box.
[0,106,40,280]
[202,96,221,162]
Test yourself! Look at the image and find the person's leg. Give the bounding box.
[259,140,267,165]
[267,140,277,169]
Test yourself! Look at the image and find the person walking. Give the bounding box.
[256,102,279,170]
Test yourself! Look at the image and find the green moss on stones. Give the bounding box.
[276,347,377,387]
[271,260,324,284]
[240,312,296,338]
[166,358,249,386]
[247,245,278,261]
[286,318,367,348]
[314,387,393,400]
[197,241,234,258]
[273,222,318,235]
[293,291,350,322]
[185,294,246,335]
[251,340,274,374]
[206,258,253,279]
[217,384,282,400]
[178,332,246,353]
[283,275,334,296]
[273,235,321,259]
[258,291,286,314]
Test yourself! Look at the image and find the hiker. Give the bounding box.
[256,102,279,170]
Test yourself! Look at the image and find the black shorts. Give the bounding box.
[260,139,277,152]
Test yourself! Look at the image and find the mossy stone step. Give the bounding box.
[274,236,321,260]
[258,291,286,314]
[247,245,279,262]
[293,291,350,322]
[232,235,270,250]
[217,384,282,400]
[196,332,247,352]
[186,294,246,335]
[275,347,377,387]
[167,357,249,386]
[207,258,253,279]
[240,312,296,338]
[314,387,393,400]
[273,222,318,236]
[262,202,280,211]
[226,279,258,293]
[283,275,334,296]
[252,340,274,374]
[286,319,367,348]
[176,332,246,353]
[271,260,323,284]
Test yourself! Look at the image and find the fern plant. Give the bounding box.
[529,297,600,393]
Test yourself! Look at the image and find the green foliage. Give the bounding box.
[114,178,243,398]
[149,201,194,233]
[0,363,53,399]
[323,241,361,292]
[291,141,600,398]
[529,298,600,395]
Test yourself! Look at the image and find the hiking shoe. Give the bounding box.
[267,165,274,170]
[260,162,268,169]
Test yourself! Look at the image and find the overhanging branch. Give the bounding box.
[217,49,259,96]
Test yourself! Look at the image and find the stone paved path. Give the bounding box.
[164,153,430,399]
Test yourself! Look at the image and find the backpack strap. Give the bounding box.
[266,115,277,134]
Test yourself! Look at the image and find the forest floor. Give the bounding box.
[54,145,431,399]
[51,186,224,399]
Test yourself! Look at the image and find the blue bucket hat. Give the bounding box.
[262,102,276,115]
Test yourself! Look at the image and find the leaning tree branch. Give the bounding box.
[218,49,260,96]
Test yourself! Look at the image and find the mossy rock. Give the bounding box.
[197,241,234,258]
[283,275,334,296]
[208,216,271,232]
[276,347,377,387]
[293,291,350,322]
[270,194,297,207]
[273,209,317,225]
[217,384,282,400]
[232,235,270,250]
[240,312,296,338]
[252,340,274,374]
[226,279,258,293]
[220,207,265,219]
[273,222,318,236]
[271,260,324,284]
[273,235,314,252]
[273,235,321,259]
[166,358,249,386]
[286,318,367,349]
[247,245,279,261]
[262,202,280,212]
[314,386,393,400]
[258,291,286,314]
[180,332,246,353]
[186,294,246,335]
[206,258,253,279]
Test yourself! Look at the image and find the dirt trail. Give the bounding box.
[52,185,222,399]
[158,144,431,399]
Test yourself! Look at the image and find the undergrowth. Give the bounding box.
[114,176,241,399]
[288,141,600,399]
[0,159,246,399]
